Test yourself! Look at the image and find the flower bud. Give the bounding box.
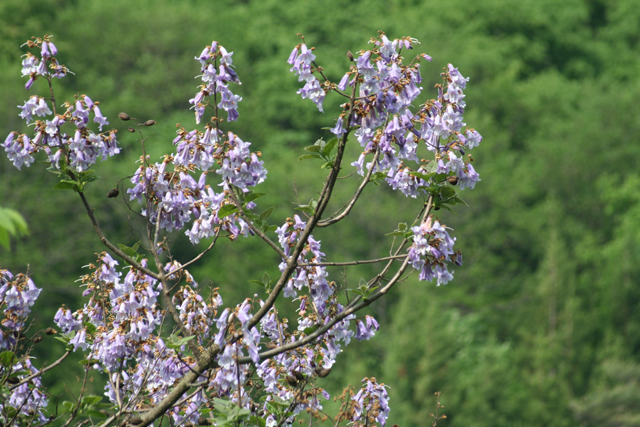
[118,112,131,121]
[33,336,43,344]
[44,327,57,335]
[447,176,458,185]
[143,120,156,126]
[128,127,136,133]
[347,50,354,62]
[107,188,119,198]
[293,371,305,381]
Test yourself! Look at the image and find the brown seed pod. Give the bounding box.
[128,127,136,133]
[266,341,278,349]
[447,176,459,185]
[285,375,299,387]
[347,50,354,62]
[143,120,156,126]
[293,371,305,381]
[315,367,331,378]
[33,336,43,344]
[118,112,131,121]
[107,188,119,198]
[44,327,57,335]
[7,377,20,384]
[198,418,214,426]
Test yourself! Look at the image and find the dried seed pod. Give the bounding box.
[447,176,459,185]
[7,377,20,384]
[293,371,305,381]
[44,327,57,335]
[285,375,299,387]
[143,120,156,126]
[316,367,331,378]
[118,112,131,121]
[198,418,213,426]
[33,336,43,344]
[266,341,278,349]
[347,50,354,62]
[128,127,136,133]
[107,188,119,198]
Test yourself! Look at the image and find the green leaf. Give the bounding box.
[81,396,103,407]
[320,161,334,169]
[218,204,239,219]
[453,196,468,206]
[249,415,267,427]
[244,192,265,204]
[0,227,9,250]
[424,161,438,173]
[440,186,456,199]
[295,199,317,214]
[398,222,407,231]
[303,324,319,335]
[0,209,16,235]
[0,351,15,367]
[409,171,436,181]
[62,401,75,413]
[165,334,196,350]
[3,209,28,236]
[53,180,80,191]
[298,154,322,161]
[248,280,265,287]
[54,336,71,345]
[86,409,108,419]
[83,321,97,335]
[438,204,457,214]
[304,145,322,153]
[259,206,274,221]
[320,137,338,157]
[118,243,144,263]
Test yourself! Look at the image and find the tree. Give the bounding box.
[1,33,481,426]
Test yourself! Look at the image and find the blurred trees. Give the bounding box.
[1,0,639,426]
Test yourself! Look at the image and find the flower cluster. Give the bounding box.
[128,42,266,244]
[3,359,49,425]
[192,42,242,123]
[4,37,120,172]
[351,377,391,427]
[407,217,462,285]
[53,253,224,413]
[0,270,48,425]
[0,270,42,345]
[288,44,325,112]
[289,34,481,199]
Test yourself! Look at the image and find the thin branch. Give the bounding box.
[236,195,434,365]
[77,192,160,280]
[171,227,221,275]
[10,351,71,390]
[246,74,360,331]
[298,255,406,267]
[228,188,286,259]
[317,146,380,227]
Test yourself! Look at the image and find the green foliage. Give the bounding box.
[0,207,28,250]
[1,0,640,426]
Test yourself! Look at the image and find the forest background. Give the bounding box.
[1,0,640,426]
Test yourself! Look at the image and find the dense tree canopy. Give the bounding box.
[1,0,639,426]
